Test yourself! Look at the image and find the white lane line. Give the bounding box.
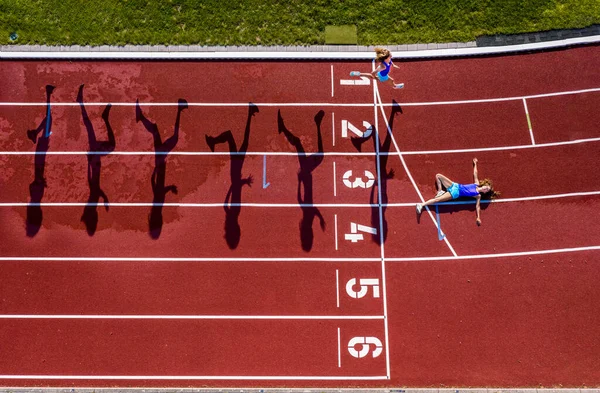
[2,190,599,208]
[400,137,600,155]
[1,86,598,107]
[337,327,342,367]
[334,214,339,250]
[333,161,337,197]
[0,314,383,320]
[336,269,340,307]
[374,86,458,257]
[0,375,388,380]
[2,136,599,156]
[523,98,535,145]
[331,65,335,97]
[386,245,600,261]
[370,62,392,379]
[332,111,335,147]
[0,245,597,263]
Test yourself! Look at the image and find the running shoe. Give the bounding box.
[350,71,360,76]
[394,83,405,89]
[416,204,423,214]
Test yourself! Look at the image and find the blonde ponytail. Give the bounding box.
[374,47,390,62]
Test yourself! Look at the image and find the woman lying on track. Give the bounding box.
[350,47,404,89]
[416,158,499,226]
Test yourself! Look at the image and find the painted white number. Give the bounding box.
[348,336,383,358]
[344,222,377,243]
[346,278,381,298]
[343,170,375,189]
[341,120,373,139]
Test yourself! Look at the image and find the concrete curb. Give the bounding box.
[0,35,599,60]
[0,389,599,393]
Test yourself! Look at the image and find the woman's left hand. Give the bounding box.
[476,218,481,226]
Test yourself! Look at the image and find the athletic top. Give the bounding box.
[458,183,479,198]
[379,59,393,77]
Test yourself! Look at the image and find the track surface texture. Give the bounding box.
[0,44,599,388]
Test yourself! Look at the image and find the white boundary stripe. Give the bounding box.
[2,136,600,156]
[0,245,597,263]
[1,87,598,108]
[0,314,383,320]
[375,86,457,257]
[1,34,599,59]
[0,375,388,380]
[2,190,598,208]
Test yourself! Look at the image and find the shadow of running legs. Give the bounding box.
[77,84,116,236]
[26,84,55,237]
[206,103,259,249]
[136,98,188,239]
[278,109,326,251]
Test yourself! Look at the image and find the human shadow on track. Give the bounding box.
[277,109,326,252]
[77,84,115,236]
[351,100,402,245]
[136,98,188,239]
[25,84,55,237]
[206,103,259,249]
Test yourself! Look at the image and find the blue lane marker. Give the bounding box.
[262,155,270,189]
[435,205,445,241]
[44,102,52,138]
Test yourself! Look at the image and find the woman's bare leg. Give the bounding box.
[422,191,453,208]
[386,75,404,89]
[435,173,454,191]
[416,191,453,214]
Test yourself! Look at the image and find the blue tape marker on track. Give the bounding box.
[435,205,445,241]
[44,103,51,138]
[262,155,270,189]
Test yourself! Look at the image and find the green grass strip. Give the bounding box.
[1,0,599,46]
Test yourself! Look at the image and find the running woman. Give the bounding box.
[350,47,404,89]
[416,158,499,226]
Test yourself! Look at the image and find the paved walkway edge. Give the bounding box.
[0,35,599,60]
[0,389,599,392]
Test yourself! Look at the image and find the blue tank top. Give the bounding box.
[379,59,393,77]
[458,183,479,198]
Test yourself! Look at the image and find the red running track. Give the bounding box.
[0,45,599,388]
